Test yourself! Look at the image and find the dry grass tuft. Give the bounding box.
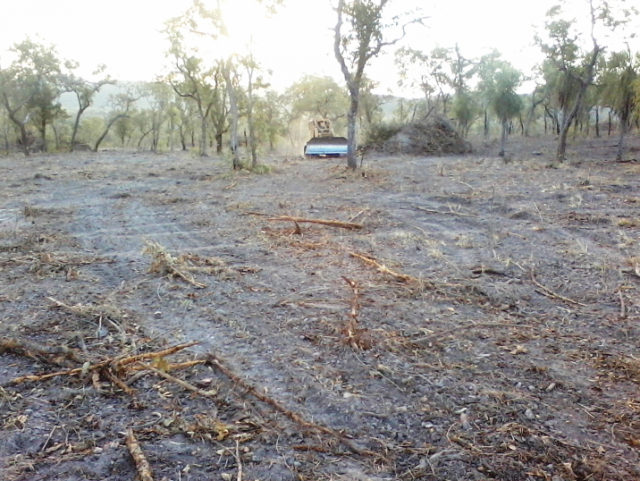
[142,241,206,288]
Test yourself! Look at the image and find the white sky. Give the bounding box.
[1,0,638,95]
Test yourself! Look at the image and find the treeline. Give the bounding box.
[0,0,638,164]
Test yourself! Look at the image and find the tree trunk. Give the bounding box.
[498,120,507,157]
[39,118,48,153]
[222,59,240,170]
[595,107,600,137]
[346,94,359,170]
[246,66,257,168]
[483,109,489,142]
[200,114,209,157]
[616,117,628,161]
[215,132,223,153]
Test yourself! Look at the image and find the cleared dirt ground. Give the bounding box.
[1,136,640,481]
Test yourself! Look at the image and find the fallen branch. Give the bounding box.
[127,360,205,373]
[349,252,419,283]
[114,342,200,368]
[530,271,586,307]
[207,354,380,458]
[142,364,217,397]
[8,342,199,385]
[267,215,363,230]
[0,337,83,364]
[126,428,154,481]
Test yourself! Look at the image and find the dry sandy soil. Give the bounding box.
[1,136,640,481]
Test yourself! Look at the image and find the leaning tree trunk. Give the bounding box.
[70,106,88,152]
[94,114,125,152]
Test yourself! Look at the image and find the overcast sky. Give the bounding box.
[1,0,638,95]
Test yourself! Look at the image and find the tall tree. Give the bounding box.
[488,64,524,156]
[0,39,63,155]
[333,0,425,169]
[285,75,349,122]
[189,0,284,168]
[537,0,635,161]
[165,15,221,157]
[600,49,639,160]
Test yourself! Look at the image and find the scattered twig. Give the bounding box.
[266,215,363,230]
[530,270,586,307]
[207,354,380,458]
[125,428,154,481]
[342,276,359,321]
[412,205,476,217]
[341,277,373,350]
[619,290,627,319]
[408,322,524,345]
[47,296,126,324]
[348,209,369,223]
[349,252,418,283]
[103,368,136,396]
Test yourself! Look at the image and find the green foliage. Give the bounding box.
[488,65,524,123]
[285,75,349,122]
[451,91,477,138]
[0,38,65,153]
[362,121,402,149]
[600,50,639,122]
